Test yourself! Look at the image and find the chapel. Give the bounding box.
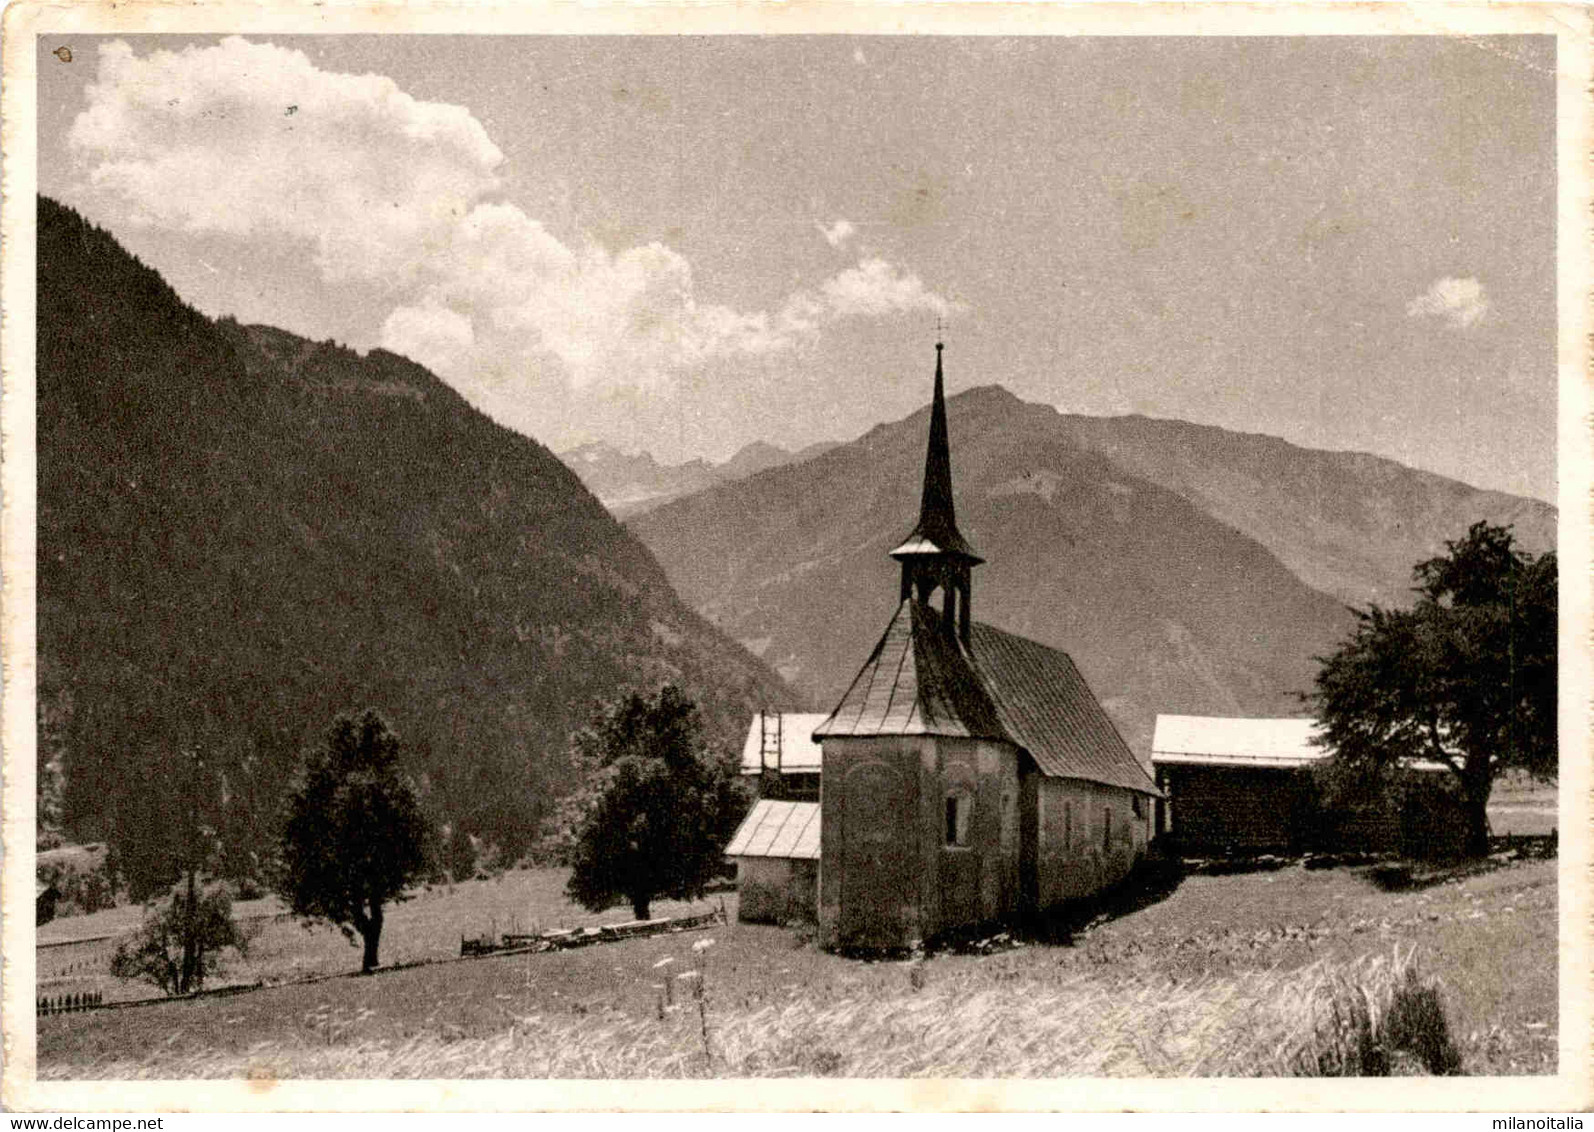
[811,342,1160,949]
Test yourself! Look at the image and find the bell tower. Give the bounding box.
[889,341,982,644]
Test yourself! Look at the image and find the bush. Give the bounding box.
[37,850,118,918]
[36,829,65,852]
[109,884,248,996]
[1288,949,1461,1076]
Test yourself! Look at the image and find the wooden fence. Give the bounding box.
[37,990,104,1015]
[462,907,725,957]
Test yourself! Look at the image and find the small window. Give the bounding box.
[1132,795,1145,819]
[1063,801,1072,848]
[945,791,972,847]
[1103,807,1112,853]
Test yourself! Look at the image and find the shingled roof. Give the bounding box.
[814,600,1158,795]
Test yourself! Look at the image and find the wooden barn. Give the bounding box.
[810,343,1160,950]
[1150,716,1324,855]
[36,881,60,927]
[738,711,827,802]
[725,712,828,923]
[1151,714,1464,857]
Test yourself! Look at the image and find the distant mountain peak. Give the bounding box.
[562,433,837,517]
[624,377,1554,759]
[724,439,788,462]
[949,383,1023,405]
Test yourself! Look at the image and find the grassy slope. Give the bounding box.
[39,858,1556,1078]
[37,871,728,999]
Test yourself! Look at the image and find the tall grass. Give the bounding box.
[47,949,1460,1079]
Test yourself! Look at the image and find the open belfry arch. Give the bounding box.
[811,341,1161,950]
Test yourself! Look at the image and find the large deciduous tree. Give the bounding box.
[275,710,430,972]
[1312,522,1556,856]
[562,686,744,922]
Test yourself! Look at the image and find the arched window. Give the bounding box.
[945,789,973,847]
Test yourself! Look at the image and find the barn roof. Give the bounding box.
[1151,714,1455,773]
[1151,715,1325,769]
[814,599,1158,795]
[724,799,821,860]
[738,712,829,774]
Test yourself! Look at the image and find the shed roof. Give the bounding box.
[1151,715,1325,769]
[738,712,829,774]
[724,799,821,860]
[814,600,1158,796]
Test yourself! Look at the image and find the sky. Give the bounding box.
[35,34,1558,501]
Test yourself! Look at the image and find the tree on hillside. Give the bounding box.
[562,686,745,922]
[107,743,248,994]
[443,822,479,884]
[274,710,430,972]
[1312,522,1557,856]
[110,884,248,996]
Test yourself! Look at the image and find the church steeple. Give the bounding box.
[890,341,982,644]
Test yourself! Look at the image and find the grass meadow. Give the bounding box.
[37,855,1556,1079]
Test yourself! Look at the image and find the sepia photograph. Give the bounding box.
[2,2,1589,1113]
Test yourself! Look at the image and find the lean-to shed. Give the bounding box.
[724,799,820,924]
[1150,715,1324,854]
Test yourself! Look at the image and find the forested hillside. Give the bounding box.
[36,196,795,885]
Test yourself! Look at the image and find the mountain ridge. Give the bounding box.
[561,437,842,518]
[626,382,1554,758]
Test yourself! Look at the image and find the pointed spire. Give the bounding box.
[892,341,981,563]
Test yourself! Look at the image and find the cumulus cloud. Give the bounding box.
[385,238,956,401]
[817,218,856,248]
[70,38,958,430]
[1406,276,1489,330]
[69,37,504,282]
[818,258,956,319]
[384,209,796,395]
